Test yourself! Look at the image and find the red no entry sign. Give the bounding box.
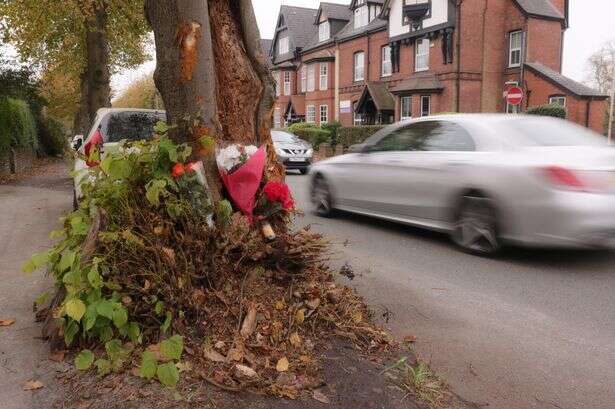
[506,87,524,106]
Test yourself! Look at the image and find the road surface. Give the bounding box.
[287,173,615,409]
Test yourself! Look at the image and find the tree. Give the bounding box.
[144,0,283,202]
[0,0,150,134]
[112,74,163,110]
[587,40,615,141]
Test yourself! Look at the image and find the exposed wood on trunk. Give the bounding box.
[40,210,107,350]
[74,3,111,135]
[145,0,284,204]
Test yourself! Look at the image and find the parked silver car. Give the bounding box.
[272,130,313,174]
[310,114,615,255]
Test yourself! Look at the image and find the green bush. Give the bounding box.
[321,121,342,146]
[39,116,67,156]
[526,104,566,119]
[288,122,318,134]
[338,125,385,148]
[0,97,39,155]
[293,127,331,148]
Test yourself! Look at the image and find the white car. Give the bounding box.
[310,114,615,255]
[72,108,166,207]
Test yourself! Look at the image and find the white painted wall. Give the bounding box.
[389,0,449,38]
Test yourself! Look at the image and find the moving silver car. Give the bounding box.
[310,114,615,255]
[272,130,313,174]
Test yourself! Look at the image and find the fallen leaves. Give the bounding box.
[276,357,290,372]
[203,348,225,363]
[313,389,330,404]
[23,380,44,391]
[240,306,257,339]
[289,332,301,348]
[234,364,257,379]
[49,350,65,362]
[295,309,305,324]
[0,319,15,327]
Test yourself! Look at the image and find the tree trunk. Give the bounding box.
[73,3,111,136]
[144,0,283,203]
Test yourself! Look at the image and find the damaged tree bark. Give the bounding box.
[144,0,283,203]
[73,3,112,136]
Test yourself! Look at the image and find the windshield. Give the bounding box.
[505,117,608,147]
[271,131,299,143]
[102,111,166,143]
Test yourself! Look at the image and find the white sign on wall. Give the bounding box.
[340,100,352,114]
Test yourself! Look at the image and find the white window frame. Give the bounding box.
[415,38,430,72]
[354,4,368,29]
[420,95,431,117]
[300,66,307,93]
[319,63,328,91]
[354,52,365,82]
[549,96,566,107]
[307,65,315,92]
[319,21,330,42]
[283,71,291,96]
[278,37,289,55]
[320,104,329,124]
[401,96,412,120]
[509,31,523,68]
[382,45,392,77]
[306,105,316,123]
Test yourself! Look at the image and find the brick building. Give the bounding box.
[266,0,608,133]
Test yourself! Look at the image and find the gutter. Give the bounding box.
[455,0,464,112]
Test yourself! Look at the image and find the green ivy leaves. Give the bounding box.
[156,363,179,388]
[161,335,184,361]
[139,351,157,380]
[65,299,86,321]
[75,350,94,370]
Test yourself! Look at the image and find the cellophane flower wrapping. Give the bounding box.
[216,143,266,220]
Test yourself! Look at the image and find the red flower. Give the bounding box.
[263,181,294,210]
[172,163,185,178]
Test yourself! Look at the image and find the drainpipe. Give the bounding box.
[586,98,591,128]
[479,0,488,112]
[455,0,464,112]
[335,45,340,121]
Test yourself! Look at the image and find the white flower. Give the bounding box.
[216,144,261,172]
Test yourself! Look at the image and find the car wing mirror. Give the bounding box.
[72,135,84,151]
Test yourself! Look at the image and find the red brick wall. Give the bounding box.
[526,19,563,72]
[525,69,607,134]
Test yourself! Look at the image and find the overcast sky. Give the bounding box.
[108,0,614,94]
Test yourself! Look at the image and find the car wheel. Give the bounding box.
[312,176,334,217]
[299,168,309,175]
[451,195,500,256]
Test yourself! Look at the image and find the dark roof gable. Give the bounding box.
[513,0,565,21]
[315,2,352,24]
[278,5,319,50]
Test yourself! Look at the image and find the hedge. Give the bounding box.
[338,125,385,148]
[526,104,566,119]
[292,128,331,148]
[0,97,39,155]
[38,116,67,156]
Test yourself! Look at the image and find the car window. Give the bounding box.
[371,126,420,152]
[102,112,166,143]
[415,121,476,152]
[271,131,298,143]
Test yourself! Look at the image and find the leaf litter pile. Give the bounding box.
[31,137,392,400]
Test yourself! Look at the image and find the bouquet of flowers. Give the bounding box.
[216,143,266,220]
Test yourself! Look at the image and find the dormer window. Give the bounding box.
[319,21,330,42]
[354,1,369,29]
[403,0,431,29]
[278,37,289,55]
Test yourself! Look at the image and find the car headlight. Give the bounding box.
[306,148,313,157]
[275,148,285,156]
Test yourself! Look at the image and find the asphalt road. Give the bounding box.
[286,172,615,409]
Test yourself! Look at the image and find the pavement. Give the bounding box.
[287,172,615,409]
[0,161,72,409]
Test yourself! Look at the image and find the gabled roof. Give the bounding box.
[335,17,388,43]
[350,0,385,8]
[525,62,608,98]
[279,5,319,50]
[356,82,395,112]
[513,0,565,21]
[315,2,352,24]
